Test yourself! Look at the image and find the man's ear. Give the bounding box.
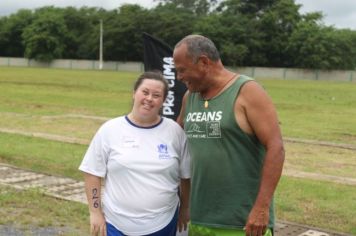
[197,55,210,69]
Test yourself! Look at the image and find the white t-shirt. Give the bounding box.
[79,116,190,235]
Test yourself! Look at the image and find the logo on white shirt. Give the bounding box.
[157,144,171,159]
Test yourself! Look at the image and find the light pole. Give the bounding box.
[99,19,103,70]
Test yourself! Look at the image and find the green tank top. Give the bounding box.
[184,75,275,229]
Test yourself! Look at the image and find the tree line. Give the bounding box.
[0,0,355,70]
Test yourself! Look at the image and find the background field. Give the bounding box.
[0,67,355,235]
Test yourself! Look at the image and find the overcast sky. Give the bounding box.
[0,0,355,30]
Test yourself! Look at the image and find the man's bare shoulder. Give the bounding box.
[238,80,271,105]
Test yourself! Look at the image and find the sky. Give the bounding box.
[0,0,355,30]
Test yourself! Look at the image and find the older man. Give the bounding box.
[174,35,285,236]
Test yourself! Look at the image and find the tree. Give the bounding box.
[64,7,105,60]
[103,4,149,61]
[258,0,302,67]
[204,1,267,66]
[221,42,249,66]
[61,7,101,59]
[193,13,252,66]
[216,0,276,16]
[0,1,355,69]
[147,3,197,47]
[0,18,7,55]
[22,7,68,61]
[287,18,356,70]
[346,30,356,69]
[155,0,218,15]
[0,10,33,57]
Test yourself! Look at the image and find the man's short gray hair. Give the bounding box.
[175,35,220,63]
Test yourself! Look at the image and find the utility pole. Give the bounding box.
[99,19,103,70]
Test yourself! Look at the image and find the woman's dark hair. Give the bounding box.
[133,71,169,100]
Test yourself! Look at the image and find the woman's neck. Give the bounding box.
[127,112,161,127]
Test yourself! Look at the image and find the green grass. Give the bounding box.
[0,112,106,139]
[0,67,355,234]
[0,185,89,235]
[0,67,135,116]
[284,142,356,178]
[258,79,356,145]
[0,132,86,180]
[276,176,356,235]
[1,67,355,145]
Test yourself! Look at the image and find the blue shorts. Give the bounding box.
[106,208,178,236]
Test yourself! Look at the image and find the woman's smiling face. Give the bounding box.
[132,78,165,118]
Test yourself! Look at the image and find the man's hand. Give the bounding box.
[244,206,269,236]
[177,206,190,232]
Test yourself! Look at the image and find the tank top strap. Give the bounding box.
[231,74,255,97]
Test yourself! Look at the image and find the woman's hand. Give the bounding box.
[90,211,106,236]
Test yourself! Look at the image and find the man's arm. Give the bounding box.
[84,173,106,236]
[237,81,285,236]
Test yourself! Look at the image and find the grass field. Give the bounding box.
[0,66,355,235]
[261,79,356,145]
[0,185,89,235]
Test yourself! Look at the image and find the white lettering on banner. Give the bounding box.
[162,57,175,116]
[163,91,174,115]
[163,57,175,88]
[186,111,222,122]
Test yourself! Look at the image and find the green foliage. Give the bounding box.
[221,42,248,66]
[0,1,355,69]
[104,4,149,61]
[61,7,103,59]
[156,0,219,15]
[148,4,197,47]
[0,10,33,57]
[258,0,301,67]
[287,21,356,69]
[194,13,255,66]
[217,0,276,16]
[22,7,68,61]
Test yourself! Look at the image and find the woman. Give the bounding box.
[79,71,190,236]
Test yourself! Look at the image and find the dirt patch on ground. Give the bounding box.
[284,137,356,150]
[0,128,89,145]
[283,169,356,186]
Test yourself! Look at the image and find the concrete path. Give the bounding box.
[0,163,352,236]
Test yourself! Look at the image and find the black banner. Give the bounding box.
[143,32,187,120]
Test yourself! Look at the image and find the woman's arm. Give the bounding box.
[177,178,190,232]
[84,173,106,236]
